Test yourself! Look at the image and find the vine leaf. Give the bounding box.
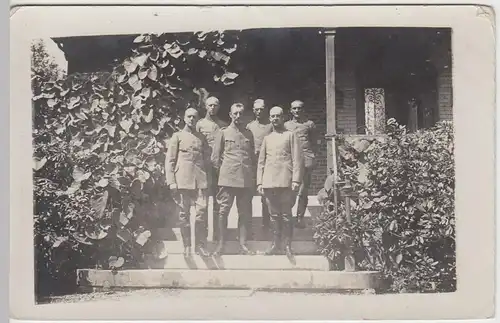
[33,156,47,171]
[108,256,125,269]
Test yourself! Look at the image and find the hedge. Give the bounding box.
[314,119,456,293]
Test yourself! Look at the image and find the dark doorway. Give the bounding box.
[353,28,441,133]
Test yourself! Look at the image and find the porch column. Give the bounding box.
[324,29,337,174]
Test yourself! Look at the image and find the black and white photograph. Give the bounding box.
[11,4,495,321]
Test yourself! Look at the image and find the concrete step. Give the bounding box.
[155,217,315,241]
[139,255,330,271]
[157,240,319,255]
[77,268,383,291]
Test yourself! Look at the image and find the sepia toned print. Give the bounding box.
[10,4,494,321]
[32,25,456,301]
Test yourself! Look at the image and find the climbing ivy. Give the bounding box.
[33,31,240,296]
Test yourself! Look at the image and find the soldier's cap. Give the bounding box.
[291,100,304,108]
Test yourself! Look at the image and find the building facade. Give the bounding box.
[53,27,453,195]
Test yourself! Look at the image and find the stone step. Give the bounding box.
[139,255,329,271]
[155,217,315,241]
[77,268,383,291]
[157,240,319,255]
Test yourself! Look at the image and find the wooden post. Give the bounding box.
[325,29,337,173]
[324,29,338,214]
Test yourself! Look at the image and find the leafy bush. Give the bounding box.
[314,119,455,293]
[32,32,240,297]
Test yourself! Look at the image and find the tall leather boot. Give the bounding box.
[238,223,254,255]
[295,195,307,229]
[265,216,282,255]
[283,217,294,257]
[211,216,227,257]
[261,196,270,232]
[194,223,210,257]
[180,226,192,257]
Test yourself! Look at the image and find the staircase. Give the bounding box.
[77,196,383,293]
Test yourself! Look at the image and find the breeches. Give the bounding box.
[173,189,208,230]
[217,186,253,228]
[263,188,295,219]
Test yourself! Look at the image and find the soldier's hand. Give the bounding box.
[292,182,300,192]
[257,185,264,195]
[169,183,178,192]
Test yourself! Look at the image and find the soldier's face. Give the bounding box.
[184,110,198,127]
[205,101,219,116]
[230,107,244,125]
[270,111,284,127]
[291,105,304,118]
[253,105,265,119]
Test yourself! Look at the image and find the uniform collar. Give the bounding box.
[291,116,307,123]
[254,118,270,125]
[229,122,240,130]
[183,125,195,133]
[272,125,286,133]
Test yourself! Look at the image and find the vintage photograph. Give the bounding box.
[32,26,456,304]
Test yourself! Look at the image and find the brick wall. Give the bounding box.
[438,70,453,121]
[336,69,358,134]
[306,101,327,195]
[431,30,453,122]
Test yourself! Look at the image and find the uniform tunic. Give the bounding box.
[211,124,256,188]
[196,117,228,154]
[246,119,273,225]
[165,128,211,190]
[284,119,317,169]
[164,127,210,242]
[246,120,273,156]
[211,123,256,226]
[257,130,303,189]
[196,116,228,240]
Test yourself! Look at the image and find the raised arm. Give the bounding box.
[165,133,179,187]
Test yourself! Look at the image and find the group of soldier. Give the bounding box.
[165,96,318,258]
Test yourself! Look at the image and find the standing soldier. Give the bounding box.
[246,99,273,231]
[165,108,211,257]
[284,100,318,229]
[196,96,228,241]
[211,103,256,256]
[257,106,303,256]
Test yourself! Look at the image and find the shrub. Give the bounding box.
[32,32,240,297]
[314,119,455,293]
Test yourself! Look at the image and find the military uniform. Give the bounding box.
[284,119,318,227]
[165,127,211,253]
[257,129,303,255]
[196,116,228,241]
[246,119,273,230]
[211,123,256,254]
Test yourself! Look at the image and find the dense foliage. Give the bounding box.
[32,32,240,297]
[314,119,456,293]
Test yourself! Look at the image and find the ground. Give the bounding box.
[39,288,379,320]
[43,288,368,304]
